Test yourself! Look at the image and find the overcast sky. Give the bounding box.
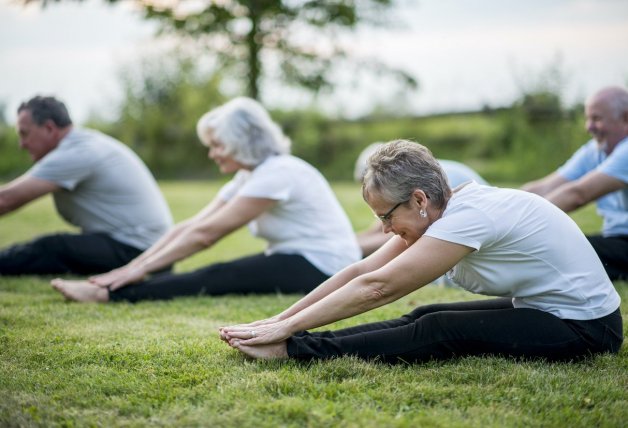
[1,0,627,124]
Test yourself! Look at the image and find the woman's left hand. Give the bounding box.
[221,319,293,347]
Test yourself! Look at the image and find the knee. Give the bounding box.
[23,234,77,257]
[406,302,450,320]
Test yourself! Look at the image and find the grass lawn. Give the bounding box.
[1,181,626,427]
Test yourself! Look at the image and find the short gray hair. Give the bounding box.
[362,140,450,209]
[589,86,628,119]
[18,95,72,127]
[196,97,291,166]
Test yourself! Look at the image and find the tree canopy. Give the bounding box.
[27,0,417,101]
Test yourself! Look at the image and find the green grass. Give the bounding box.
[1,181,626,427]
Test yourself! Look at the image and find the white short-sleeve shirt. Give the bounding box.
[424,182,620,320]
[218,155,361,276]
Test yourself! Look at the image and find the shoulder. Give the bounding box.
[609,138,628,158]
[254,155,316,176]
[571,139,599,158]
[446,184,542,222]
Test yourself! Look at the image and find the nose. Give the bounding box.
[585,119,595,134]
[382,221,393,234]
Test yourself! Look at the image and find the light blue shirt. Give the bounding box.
[557,137,628,237]
[438,159,489,187]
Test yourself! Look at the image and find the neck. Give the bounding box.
[602,134,628,155]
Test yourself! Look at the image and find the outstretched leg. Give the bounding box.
[287,301,622,363]
[0,233,142,275]
[108,253,329,303]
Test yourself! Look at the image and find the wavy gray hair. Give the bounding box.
[196,97,291,166]
[362,140,450,209]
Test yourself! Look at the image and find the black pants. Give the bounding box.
[110,253,329,303]
[287,298,623,363]
[587,235,628,281]
[0,232,143,276]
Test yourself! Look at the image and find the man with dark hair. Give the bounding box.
[522,86,628,281]
[0,95,173,275]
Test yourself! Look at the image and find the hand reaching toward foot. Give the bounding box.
[221,319,294,348]
[88,265,147,291]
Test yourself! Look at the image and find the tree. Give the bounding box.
[93,53,227,178]
[26,0,416,101]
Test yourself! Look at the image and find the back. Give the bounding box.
[218,155,361,276]
[28,128,173,249]
[425,183,620,320]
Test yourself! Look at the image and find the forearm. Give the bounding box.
[128,221,193,267]
[285,274,403,334]
[134,226,212,274]
[521,172,568,197]
[545,186,587,212]
[0,175,57,216]
[276,262,365,320]
[278,239,408,321]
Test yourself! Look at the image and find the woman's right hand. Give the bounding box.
[218,315,282,342]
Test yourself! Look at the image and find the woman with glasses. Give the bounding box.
[354,142,489,258]
[51,97,361,303]
[221,139,622,363]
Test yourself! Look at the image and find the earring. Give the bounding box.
[419,209,427,218]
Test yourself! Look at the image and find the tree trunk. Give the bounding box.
[246,5,261,100]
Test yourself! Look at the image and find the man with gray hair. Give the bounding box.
[522,86,628,280]
[0,95,173,275]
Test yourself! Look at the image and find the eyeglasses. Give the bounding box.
[374,201,405,225]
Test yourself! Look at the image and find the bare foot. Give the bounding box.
[233,341,288,360]
[50,279,109,303]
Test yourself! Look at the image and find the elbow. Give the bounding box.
[570,189,590,209]
[357,279,393,310]
[559,187,589,212]
[189,226,220,249]
[0,195,17,215]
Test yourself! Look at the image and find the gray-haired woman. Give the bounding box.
[221,139,622,363]
[51,97,361,302]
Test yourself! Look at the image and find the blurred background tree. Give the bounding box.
[0,103,30,178]
[7,2,604,184]
[87,53,227,178]
[26,0,417,101]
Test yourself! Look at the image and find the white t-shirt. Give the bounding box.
[424,182,620,320]
[28,128,173,250]
[218,155,361,276]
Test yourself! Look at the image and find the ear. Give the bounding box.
[42,119,57,133]
[410,188,429,208]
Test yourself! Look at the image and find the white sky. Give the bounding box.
[1,0,627,124]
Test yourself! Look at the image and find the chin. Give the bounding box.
[401,235,418,247]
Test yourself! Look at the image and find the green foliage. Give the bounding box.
[136,0,413,99]
[0,181,626,427]
[0,115,29,180]
[26,0,415,100]
[94,55,228,179]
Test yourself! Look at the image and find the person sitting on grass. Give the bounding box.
[220,140,622,363]
[0,95,173,275]
[522,86,628,281]
[51,97,361,303]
